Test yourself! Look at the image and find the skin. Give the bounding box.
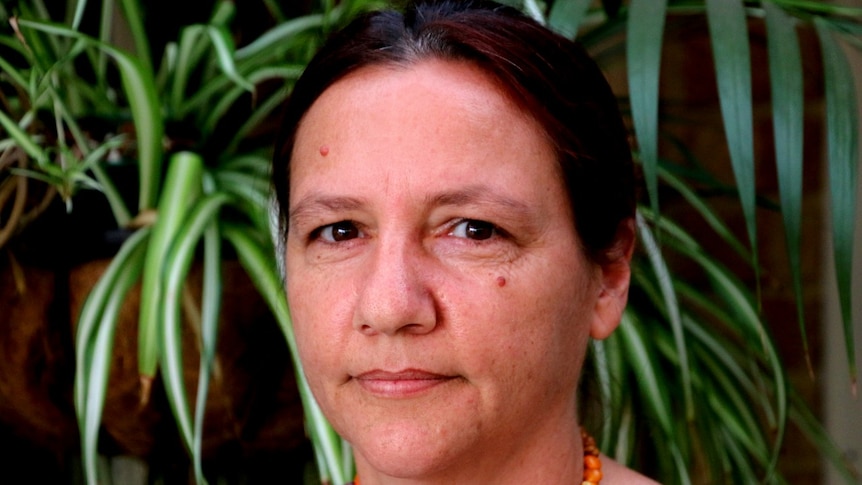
[285,58,648,484]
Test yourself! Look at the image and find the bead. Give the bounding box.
[584,467,603,483]
[580,428,602,484]
[584,454,601,470]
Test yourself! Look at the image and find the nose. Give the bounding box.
[353,238,438,336]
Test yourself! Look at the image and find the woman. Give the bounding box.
[272,1,656,483]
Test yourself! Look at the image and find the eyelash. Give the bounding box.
[309,220,364,243]
[448,219,504,241]
[308,218,508,244]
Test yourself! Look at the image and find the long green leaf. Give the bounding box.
[192,221,223,485]
[522,0,546,24]
[705,0,760,295]
[169,25,206,115]
[616,314,672,436]
[0,109,47,164]
[764,2,810,375]
[671,242,786,479]
[206,25,254,92]
[815,18,859,391]
[657,166,751,261]
[627,0,667,217]
[74,228,149,485]
[160,192,230,471]
[235,14,325,60]
[636,214,693,421]
[16,19,164,211]
[117,0,151,71]
[789,389,860,484]
[222,225,351,485]
[548,0,593,39]
[138,152,203,385]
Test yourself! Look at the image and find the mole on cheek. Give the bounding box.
[319,145,330,156]
[496,276,506,287]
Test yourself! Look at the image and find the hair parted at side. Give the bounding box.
[273,0,635,262]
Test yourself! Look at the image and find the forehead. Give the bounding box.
[288,58,563,207]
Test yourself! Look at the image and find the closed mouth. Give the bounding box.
[353,369,455,397]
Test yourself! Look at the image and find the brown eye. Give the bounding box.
[319,221,361,242]
[451,219,497,240]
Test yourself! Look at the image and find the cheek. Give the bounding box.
[286,269,345,372]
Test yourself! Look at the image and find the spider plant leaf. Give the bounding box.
[74,227,149,485]
[588,339,614,449]
[636,214,693,421]
[192,219,222,485]
[0,55,30,88]
[93,46,162,212]
[770,1,862,17]
[0,108,47,164]
[616,313,672,436]
[224,84,289,154]
[206,24,254,92]
[117,0,151,71]
[692,340,769,462]
[627,0,666,218]
[657,165,751,261]
[693,356,765,456]
[70,0,87,30]
[160,192,230,473]
[138,152,203,386]
[617,313,692,484]
[721,427,759,483]
[672,243,787,478]
[677,291,776,426]
[196,66,299,142]
[606,329,626,446]
[222,224,352,484]
[169,25,206,114]
[815,18,859,391]
[789,389,860,484]
[522,0,546,24]
[17,19,164,211]
[548,0,592,38]
[180,65,303,120]
[236,14,325,61]
[705,0,760,292]
[95,0,111,89]
[764,2,810,375]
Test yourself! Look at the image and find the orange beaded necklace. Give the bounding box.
[581,428,603,485]
[352,428,602,485]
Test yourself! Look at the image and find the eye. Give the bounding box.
[449,219,498,241]
[315,221,362,242]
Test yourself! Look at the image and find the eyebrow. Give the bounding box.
[288,195,365,230]
[425,185,533,217]
[288,185,535,229]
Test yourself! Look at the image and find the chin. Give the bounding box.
[351,420,478,480]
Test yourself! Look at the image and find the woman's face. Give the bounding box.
[285,59,626,480]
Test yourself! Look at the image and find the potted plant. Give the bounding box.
[1,0,383,482]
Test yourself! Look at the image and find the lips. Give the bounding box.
[354,369,454,397]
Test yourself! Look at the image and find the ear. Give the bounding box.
[589,218,636,340]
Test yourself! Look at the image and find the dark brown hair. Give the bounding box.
[272,0,634,262]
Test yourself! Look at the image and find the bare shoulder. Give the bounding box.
[601,455,662,484]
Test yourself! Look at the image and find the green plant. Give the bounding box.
[0,0,381,483]
[536,0,860,483]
